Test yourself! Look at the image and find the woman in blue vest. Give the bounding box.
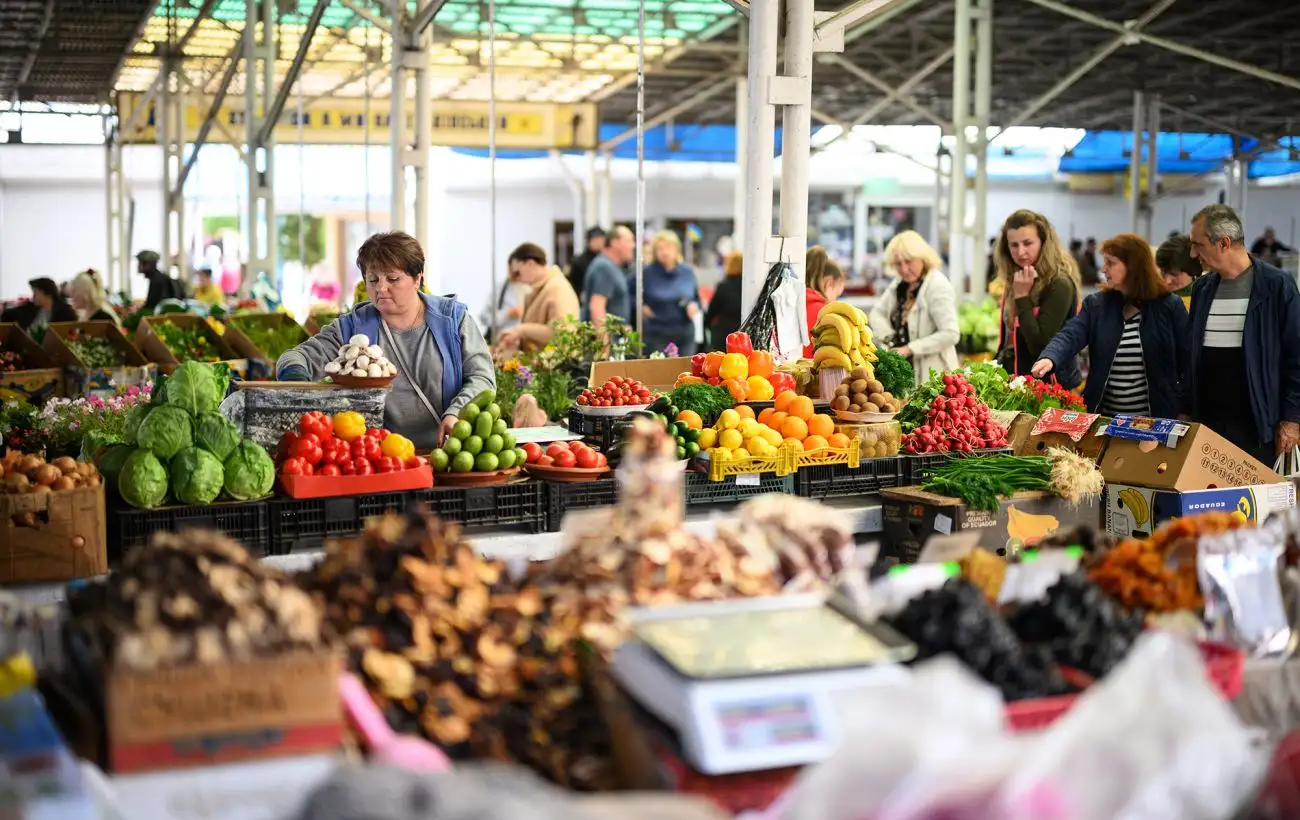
[277,231,496,450]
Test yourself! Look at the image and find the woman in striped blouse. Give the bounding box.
[1031,234,1188,418]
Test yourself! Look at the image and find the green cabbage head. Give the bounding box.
[136,405,194,462]
[165,361,223,417]
[170,447,225,505]
[123,404,150,445]
[96,444,134,489]
[223,439,275,500]
[195,412,241,462]
[118,449,168,509]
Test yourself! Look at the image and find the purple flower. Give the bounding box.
[662,342,679,358]
[516,366,534,389]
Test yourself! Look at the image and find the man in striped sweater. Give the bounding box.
[1184,204,1300,465]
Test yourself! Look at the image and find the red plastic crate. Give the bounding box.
[1252,731,1300,818]
[278,464,433,499]
[1005,641,1244,732]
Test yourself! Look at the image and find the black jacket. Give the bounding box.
[704,274,743,350]
[1040,290,1188,418]
[568,250,597,298]
[1182,258,1300,446]
[143,270,174,311]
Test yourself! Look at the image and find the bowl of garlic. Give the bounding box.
[324,334,400,388]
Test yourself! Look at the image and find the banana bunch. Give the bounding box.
[812,301,878,372]
[1117,487,1150,528]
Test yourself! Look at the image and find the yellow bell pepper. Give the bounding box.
[332,410,368,442]
[381,433,416,463]
[719,352,749,381]
[745,375,774,401]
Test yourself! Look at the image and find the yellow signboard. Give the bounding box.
[116,92,599,150]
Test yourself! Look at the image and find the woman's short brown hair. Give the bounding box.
[508,242,547,266]
[1155,234,1202,279]
[723,251,743,277]
[1101,233,1168,304]
[357,231,424,280]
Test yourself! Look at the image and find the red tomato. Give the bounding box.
[318,464,342,477]
[523,442,544,463]
[352,457,374,475]
[553,449,577,468]
[280,457,309,476]
[374,457,393,474]
[277,430,299,461]
[568,440,586,452]
[299,411,332,440]
[546,443,568,460]
[575,448,598,469]
[536,454,555,467]
[291,437,323,465]
[594,452,608,468]
[339,459,356,476]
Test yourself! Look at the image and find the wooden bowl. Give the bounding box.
[433,467,521,487]
[523,463,612,482]
[331,372,397,389]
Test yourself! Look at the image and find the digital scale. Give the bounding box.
[610,594,915,776]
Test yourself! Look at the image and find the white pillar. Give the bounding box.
[970,0,992,297]
[584,150,599,229]
[732,75,748,246]
[1128,90,1144,234]
[390,0,408,233]
[852,190,867,275]
[931,143,949,253]
[948,0,971,295]
[1238,158,1250,219]
[412,4,432,250]
[244,0,277,292]
[777,0,814,288]
[741,0,779,317]
[599,150,613,229]
[104,122,126,293]
[160,63,173,276]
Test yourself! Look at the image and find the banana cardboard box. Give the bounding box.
[1097,415,1281,490]
[1104,482,1296,540]
[880,486,1101,564]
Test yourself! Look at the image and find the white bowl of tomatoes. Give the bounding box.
[521,440,610,481]
[574,376,656,414]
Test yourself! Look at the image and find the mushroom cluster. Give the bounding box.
[324,334,398,379]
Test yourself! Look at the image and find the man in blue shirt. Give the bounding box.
[582,225,634,330]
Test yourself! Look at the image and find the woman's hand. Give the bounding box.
[438,414,459,447]
[895,345,911,359]
[1012,266,1036,299]
[1030,358,1054,378]
[686,302,700,319]
[642,304,655,318]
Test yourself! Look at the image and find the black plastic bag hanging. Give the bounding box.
[738,260,792,353]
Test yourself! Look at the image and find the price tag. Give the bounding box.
[933,512,953,535]
[734,473,761,487]
[917,532,981,564]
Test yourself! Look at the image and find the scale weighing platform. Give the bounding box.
[610,593,915,776]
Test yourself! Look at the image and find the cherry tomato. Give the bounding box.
[318,464,342,477]
[339,459,356,476]
[280,457,309,477]
[352,457,374,475]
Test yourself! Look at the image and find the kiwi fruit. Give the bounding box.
[850,378,869,395]
[849,403,862,412]
[831,395,851,411]
[834,384,850,398]
[868,392,887,407]
[864,402,880,413]
[850,367,872,382]
[867,379,884,394]
[852,392,870,407]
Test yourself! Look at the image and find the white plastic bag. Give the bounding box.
[1272,446,1300,478]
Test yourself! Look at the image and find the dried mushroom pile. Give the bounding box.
[528,417,780,654]
[73,531,324,670]
[714,494,855,592]
[301,512,612,790]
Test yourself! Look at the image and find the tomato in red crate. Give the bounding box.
[299,411,332,440]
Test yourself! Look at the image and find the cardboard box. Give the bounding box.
[1017,408,1110,461]
[881,486,1101,562]
[0,323,62,404]
[1098,416,1281,490]
[222,313,309,361]
[44,321,154,398]
[0,485,107,583]
[589,357,693,391]
[991,410,1038,453]
[135,314,240,367]
[106,651,343,773]
[1104,481,1297,540]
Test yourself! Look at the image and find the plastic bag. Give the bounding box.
[1272,446,1300,478]
[1198,527,1292,658]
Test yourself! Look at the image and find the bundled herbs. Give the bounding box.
[154,320,221,362]
[872,348,915,398]
[921,454,1053,511]
[667,382,734,421]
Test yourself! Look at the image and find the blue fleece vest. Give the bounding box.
[336,293,467,410]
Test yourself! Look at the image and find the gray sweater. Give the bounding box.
[277,313,495,450]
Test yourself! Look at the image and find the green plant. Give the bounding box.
[528,369,576,421]
[493,364,529,424]
[278,215,326,268]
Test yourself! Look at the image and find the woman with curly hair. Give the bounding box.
[994,209,1082,385]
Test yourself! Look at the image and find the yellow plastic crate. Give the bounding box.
[793,438,861,471]
[704,442,798,481]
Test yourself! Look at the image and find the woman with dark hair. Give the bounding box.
[803,246,846,357]
[1032,233,1187,418]
[1155,234,1202,310]
[25,277,77,336]
[704,251,743,350]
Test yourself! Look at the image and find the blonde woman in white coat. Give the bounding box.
[868,230,960,385]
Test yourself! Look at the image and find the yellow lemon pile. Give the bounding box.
[698,405,786,461]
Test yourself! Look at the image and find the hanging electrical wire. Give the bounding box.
[363,20,373,236]
[296,75,306,286]
[488,0,499,340]
[634,0,647,344]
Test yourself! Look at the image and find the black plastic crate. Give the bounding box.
[268,491,414,555]
[902,447,1014,485]
[112,499,271,560]
[544,478,619,532]
[683,471,794,507]
[567,408,623,452]
[794,457,903,500]
[411,480,546,533]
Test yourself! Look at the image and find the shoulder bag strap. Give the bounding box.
[379,321,442,423]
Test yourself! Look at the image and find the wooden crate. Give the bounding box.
[0,323,62,404]
[43,321,154,399]
[222,312,309,361]
[0,485,107,583]
[135,314,240,367]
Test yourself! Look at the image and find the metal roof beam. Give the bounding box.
[813,45,951,152]
[589,15,741,102]
[14,0,55,100]
[816,0,913,41]
[339,0,392,32]
[413,0,450,34]
[822,54,949,128]
[599,74,736,151]
[175,0,222,54]
[179,33,245,191]
[259,0,330,146]
[1022,0,1300,93]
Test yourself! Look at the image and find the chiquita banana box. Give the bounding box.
[1104,482,1297,540]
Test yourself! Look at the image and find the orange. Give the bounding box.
[803,434,829,454]
[789,395,815,422]
[774,390,797,412]
[828,432,851,450]
[736,404,756,420]
[676,409,703,430]
[757,408,775,426]
[768,411,788,432]
[783,437,805,452]
[780,415,809,441]
[808,413,834,438]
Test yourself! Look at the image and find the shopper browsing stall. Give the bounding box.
[631,230,701,357]
[704,250,743,350]
[868,230,959,385]
[993,209,1083,385]
[495,242,580,354]
[69,269,118,324]
[1184,204,1300,462]
[1155,234,1202,310]
[581,225,634,330]
[803,246,846,357]
[1032,234,1187,418]
[276,231,495,451]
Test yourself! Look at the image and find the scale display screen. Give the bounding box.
[715,695,820,752]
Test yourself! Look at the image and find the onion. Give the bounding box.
[51,457,78,475]
[75,462,95,478]
[51,476,75,492]
[33,465,60,487]
[29,484,51,495]
[19,455,42,475]
[3,474,28,493]
[85,475,102,488]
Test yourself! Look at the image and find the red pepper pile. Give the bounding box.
[902,372,1009,454]
[277,410,426,478]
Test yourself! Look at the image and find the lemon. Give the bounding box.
[713,447,733,461]
[734,447,751,460]
[717,409,741,430]
[748,438,769,457]
[718,428,743,451]
[738,418,759,439]
[698,428,717,449]
[760,427,783,447]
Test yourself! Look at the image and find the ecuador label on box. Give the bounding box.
[1104,482,1298,540]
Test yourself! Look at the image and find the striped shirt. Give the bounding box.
[1100,312,1150,416]
[1204,270,1253,348]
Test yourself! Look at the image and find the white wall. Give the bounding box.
[5,143,1300,319]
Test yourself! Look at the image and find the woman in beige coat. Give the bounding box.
[868,230,959,385]
[496,242,581,353]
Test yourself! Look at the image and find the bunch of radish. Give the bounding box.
[902,372,1008,454]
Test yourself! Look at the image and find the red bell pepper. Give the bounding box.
[725,332,753,356]
[690,352,707,377]
[769,371,797,396]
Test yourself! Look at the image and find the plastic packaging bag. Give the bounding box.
[1198,527,1293,658]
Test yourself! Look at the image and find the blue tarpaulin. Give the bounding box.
[1058,131,1300,178]
[451,123,782,163]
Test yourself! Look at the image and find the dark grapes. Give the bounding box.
[888,579,1069,702]
[1007,571,1144,679]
